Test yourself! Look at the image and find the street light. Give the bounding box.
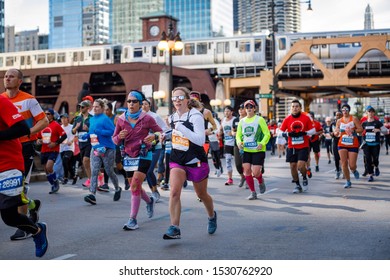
[270,0,312,120]
[158,21,184,115]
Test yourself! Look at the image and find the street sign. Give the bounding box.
[259,93,273,99]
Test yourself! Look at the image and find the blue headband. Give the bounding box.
[128,91,143,102]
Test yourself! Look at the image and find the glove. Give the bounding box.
[288,131,306,137]
[282,132,288,138]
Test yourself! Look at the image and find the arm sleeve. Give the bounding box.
[259,117,271,145]
[0,120,30,141]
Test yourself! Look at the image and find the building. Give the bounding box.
[111,0,163,44]
[364,4,374,30]
[236,0,302,34]
[49,0,110,49]
[164,0,233,39]
[0,0,4,53]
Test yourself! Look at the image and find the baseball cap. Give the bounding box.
[60,113,69,118]
[45,108,55,115]
[365,105,375,112]
[79,100,91,107]
[244,100,256,107]
[190,91,201,100]
[82,95,94,103]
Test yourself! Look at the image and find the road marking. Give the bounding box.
[263,188,279,194]
[52,254,77,260]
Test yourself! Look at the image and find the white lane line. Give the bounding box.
[52,254,77,260]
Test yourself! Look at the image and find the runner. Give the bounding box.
[220,106,236,185]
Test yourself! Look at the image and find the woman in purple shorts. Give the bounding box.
[162,87,217,240]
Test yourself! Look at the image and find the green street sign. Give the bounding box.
[259,94,273,99]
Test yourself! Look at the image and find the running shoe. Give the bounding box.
[163,225,181,239]
[315,166,319,172]
[344,181,352,188]
[328,160,331,164]
[33,222,48,258]
[72,176,78,185]
[29,199,41,223]
[247,191,257,200]
[306,168,312,178]
[84,194,96,205]
[10,229,31,241]
[238,177,246,188]
[352,170,360,180]
[82,179,91,188]
[62,178,68,185]
[302,183,308,192]
[123,218,139,230]
[362,170,368,177]
[335,171,341,179]
[183,180,188,188]
[293,185,303,194]
[146,196,155,218]
[124,179,130,190]
[208,211,217,234]
[216,168,222,177]
[368,175,374,182]
[302,177,308,187]
[49,181,60,194]
[375,167,380,176]
[259,178,266,194]
[161,183,169,191]
[151,190,160,203]
[97,184,110,192]
[224,178,233,185]
[113,187,122,201]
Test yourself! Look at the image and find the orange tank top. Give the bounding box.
[338,116,359,148]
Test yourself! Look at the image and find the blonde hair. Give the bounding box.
[172,87,199,110]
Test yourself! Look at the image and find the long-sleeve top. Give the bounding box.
[112,111,162,158]
[236,114,270,152]
[88,113,116,149]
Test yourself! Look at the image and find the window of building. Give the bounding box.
[54,16,63,28]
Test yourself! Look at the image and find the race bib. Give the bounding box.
[341,135,354,145]
[365,132,376,143]
[0,169,24,197]
[172,130,190,151]
[90,134,100,146]
[123,156,140,172]
[291,136,304,145]
[244,141,257,149]
[42,132,51,144]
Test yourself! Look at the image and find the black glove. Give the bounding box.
[288,131,306,137]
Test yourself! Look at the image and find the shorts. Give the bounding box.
[242,151,265,166]
[338,147,359,153]
[286,147,309,163]
[80,144,92,159]
[224,145,234,155]
[41,152,59,165]
[169,162,209,183]
[310,140,321,153]
[124,158,151,178]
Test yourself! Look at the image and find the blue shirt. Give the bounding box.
[89,113,116,149]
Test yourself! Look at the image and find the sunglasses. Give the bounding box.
[45,113,52,115]
[127,99,139,104]
[80,106,85,109]
[245,105,255,109]
[342,108,349,112]
[171,95,186,101]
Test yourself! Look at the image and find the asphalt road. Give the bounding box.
[1,147,389,260]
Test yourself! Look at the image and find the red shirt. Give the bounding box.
[0,95,25,172]
[39,120,66,153]
[280,113,313,149]
[311,120,323,142]
[268,124,278,137]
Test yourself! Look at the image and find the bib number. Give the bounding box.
[341,135,354,145]
[123,156,140,172]
[291,136,304,145]
[172,130,190,151]
[42,132,51,144]
[78,131,88,143]
[244,141,257,149]
[90,134,100,146]
[0,169,24,196]
[365,132,376,143]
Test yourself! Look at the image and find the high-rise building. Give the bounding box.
[111,0,163,44]
[164,0,233,39]
[5,27,49,52]
[237,0,301,34]
[49,0,110,49]
[364,4,374,30]
[0,0,4,53]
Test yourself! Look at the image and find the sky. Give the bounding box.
[3,0,390,35]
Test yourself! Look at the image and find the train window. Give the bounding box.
[238,41,250,52]
[37,54,46,64]
[48,53,56,63]
[133,48,143,58]
[225,42,230,53]
[73,52,78,62]
[217,42,223,54]
[21,56,25,66]
[57,53,66,63]
[6,57,14,66]
[337,34,351,48]
[105,50,110,60]
[387,41,390,50]
[0,57,3,67]
[152,46,157,57]
[185,43,195,55]
[92,50,101,61]
[27,56,31,65]
[254,39,262,52]
[197,43,207,55]
[173,49,183,56]
[278,38,286,50]
[352,33,364,47]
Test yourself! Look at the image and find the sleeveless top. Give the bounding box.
[338,116,359,148]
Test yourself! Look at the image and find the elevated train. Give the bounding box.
[1,28,389,77]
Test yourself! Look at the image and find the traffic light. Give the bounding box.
[337,99,341,111]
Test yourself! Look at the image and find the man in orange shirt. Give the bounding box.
[1,68,49,240]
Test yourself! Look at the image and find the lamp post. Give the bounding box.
[158,21,184,115]
[270,0,312,120]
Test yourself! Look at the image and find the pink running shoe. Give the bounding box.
[224,178,233,185]
[82,179,91,188]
